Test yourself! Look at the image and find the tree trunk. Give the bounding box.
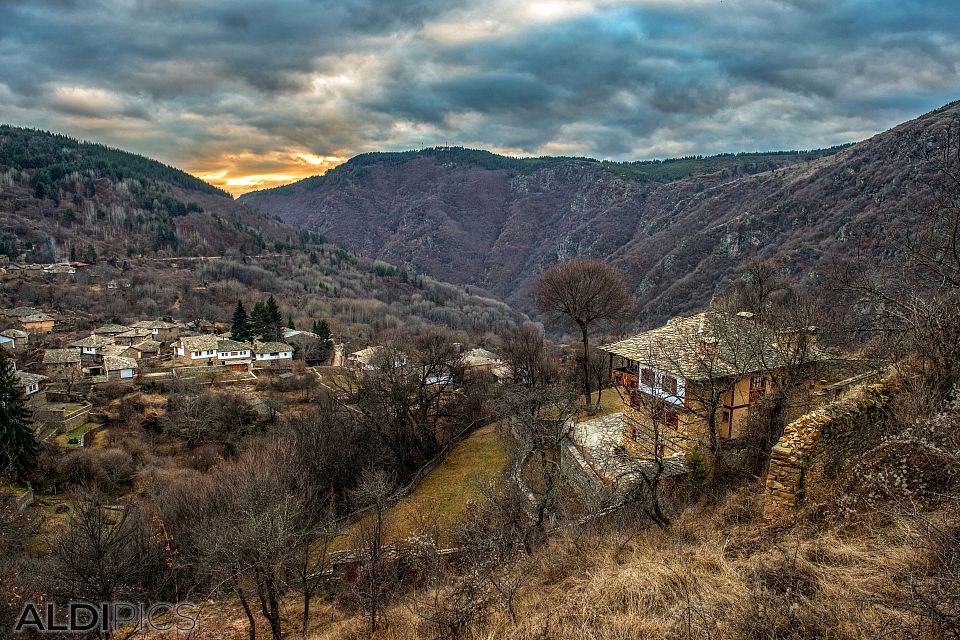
[237,585,256,640]
[580,325,591,406]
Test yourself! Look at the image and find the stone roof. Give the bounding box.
[16,371,47,386]
[70,335,116,349]
[132,340,162,353]
[254,341,293,354]
[0,329,28,339]
[350,346,383,363]
[94,324,132,335]
[283,328,321,340]
[179,334,219,352]
[129,320,179,330]
[463,347,502,368]
[217,339,252,352]
[116,328,153,339]
[21,313,54,323]
[43,348,81,364]
[101,345,132,357]
[4,306,39,318]
[104,355,138,371]
[600,311,830,381]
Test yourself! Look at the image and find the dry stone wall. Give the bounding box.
[764,381,892,519]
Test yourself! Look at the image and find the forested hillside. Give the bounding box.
[242,101,958,324]
[0,125,301,262]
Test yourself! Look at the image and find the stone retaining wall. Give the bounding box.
[763,381,892,519]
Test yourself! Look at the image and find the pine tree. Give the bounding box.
[231,300,252,343]
[265,296,283,341]
[0,350,39,480]
[84,243,97,264]
[250,301,269,340]
[314,319,332,344]
[286,315,295,330]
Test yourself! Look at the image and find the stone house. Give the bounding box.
[0,329,29,350]
[129,320,179,342]
[69,334,117,362]
[103,355,138,380]
[20,312,55,333]
[41,348,83,379]
[216,338,253,371]
[601,311,830,459]
[174,334,220,365]
[16,370,47,402]
[462,347,502,375]
[130,340,162,359]
[253,341,294,368]
[113,328,153,346]
[93,324,132,337]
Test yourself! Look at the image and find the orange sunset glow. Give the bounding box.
[190,151,346,196]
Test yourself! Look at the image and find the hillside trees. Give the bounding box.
[536,258,632,407]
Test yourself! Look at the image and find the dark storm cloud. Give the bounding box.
[0,0,957,193]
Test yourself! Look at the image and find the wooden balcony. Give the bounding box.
[611,368,638,388]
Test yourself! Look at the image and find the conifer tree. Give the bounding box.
[231,300,252,343]
[0,350,39,480]
[250,301,270,340]
[314,319,332,344]
[287,315,295,330]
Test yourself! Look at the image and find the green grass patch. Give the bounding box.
[55,422,99,448]
[334,422,508,550]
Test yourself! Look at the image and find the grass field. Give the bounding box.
[335,422,509,549]
[55,421,99,448]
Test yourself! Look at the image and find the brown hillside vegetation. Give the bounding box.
[241,101,960,324]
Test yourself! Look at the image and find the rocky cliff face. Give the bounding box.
[241,101,959,324]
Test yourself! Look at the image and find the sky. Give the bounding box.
[1,0,958,196]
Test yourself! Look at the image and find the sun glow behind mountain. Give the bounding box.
[193,151,346,196]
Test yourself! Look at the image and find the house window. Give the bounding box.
[629,426,637,441]
[751,375,766,390]
[662,375,678,396]
[640,368,654,387]
[722,410,731,423]
[665,411,679,429]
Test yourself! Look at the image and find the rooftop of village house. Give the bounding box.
[600,311,831,381]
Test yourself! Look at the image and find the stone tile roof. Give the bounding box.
[179,335,219,352]
[129,320,179,330]
[217,339,252,352]
[4,306,39,318]
[43,348,81,364]
[463,347,501,367]
[350,346,383,363]
[101,345,132,357]
[103,355,138,371]
[21,313,54,323]
[254,341,293,354]
[70,335,116,349]
[16,371,47,386]
[116,328,153,339]
[600,311,830,381]
[94,324,132,335]
[132,340,162,353]
[0,329,28,339]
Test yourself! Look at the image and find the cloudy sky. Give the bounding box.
[2,0,958,195]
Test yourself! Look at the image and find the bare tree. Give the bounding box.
[536,258,633,406]
[349,469,396,634]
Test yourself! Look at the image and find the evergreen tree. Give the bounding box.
[231,300,252,343]
[0,350,39,480]
[314,319,332,344]
[84,243,97,264]
[287,315,295,330]
[250,301,270,340]
[265,296,283,341]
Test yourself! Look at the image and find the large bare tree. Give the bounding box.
[535,258,633,406]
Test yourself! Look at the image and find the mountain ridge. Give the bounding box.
[240,100,960,324]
